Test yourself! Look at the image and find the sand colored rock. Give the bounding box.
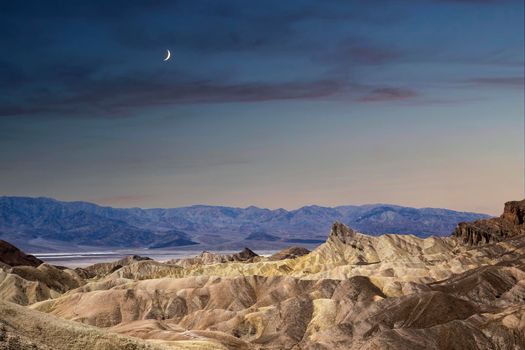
[0,300,174,350]
[167,248,259,268]
[0,263,84,305]
[77,255,153,278]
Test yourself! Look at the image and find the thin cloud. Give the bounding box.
[467,76,524,88]
[0,78,345,118]
[358,87,418,102]
[314,37,401,67]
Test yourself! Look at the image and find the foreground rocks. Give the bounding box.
[0,300,170,350]
[2,200,525,349]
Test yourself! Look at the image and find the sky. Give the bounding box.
[0,0,523,215]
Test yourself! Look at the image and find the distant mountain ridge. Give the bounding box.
[0,196,490,251]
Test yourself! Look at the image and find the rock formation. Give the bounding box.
[76,255,152,279]
[268,246,310,261]
[453,200,525,245]
[167,247,259,268]
[328,221,356,244]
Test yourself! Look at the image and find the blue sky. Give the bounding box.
[0,0,523,214]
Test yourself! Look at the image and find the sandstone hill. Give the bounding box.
[0,300,172,350]
[1,200,524,349]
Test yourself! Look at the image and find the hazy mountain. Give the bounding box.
[0,196,490,251]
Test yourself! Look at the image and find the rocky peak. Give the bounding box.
[329,221,356,244]
[234,247,258,261]
[502,200,525,225]
[452,200,525,246]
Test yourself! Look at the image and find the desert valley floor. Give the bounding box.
[1,201,525,349]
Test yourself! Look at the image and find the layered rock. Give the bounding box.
[453,200,525,245]
[0,300,171,350]
[502,200,525,225]
[167,248,259,268]
[32,243,525,350]
[0,241,84,305]
[0,263,84,305]
[77,255,152,279]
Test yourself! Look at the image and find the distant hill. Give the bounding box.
[0,196,490,251]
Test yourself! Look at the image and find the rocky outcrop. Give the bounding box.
[502,200,525,225]
[0,240,43,267]
[77,255,152,279]
[232,247,258,261]
[269,247,310,261]
[453,200,525,245]
[328,221,356,244]
[167,248,259,268]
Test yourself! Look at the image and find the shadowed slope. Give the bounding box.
[0,240,42,267]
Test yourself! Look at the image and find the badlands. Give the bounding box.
[1,200,525,349]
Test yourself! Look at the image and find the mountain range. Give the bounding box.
[0,196,490,251]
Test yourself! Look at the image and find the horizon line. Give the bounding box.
[0,194,498,215]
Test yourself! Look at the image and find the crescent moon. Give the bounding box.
[164,49,171,61]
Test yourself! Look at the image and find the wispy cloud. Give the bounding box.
[467,76,524,88]
[0,78,345,118]
[358,87,418,102]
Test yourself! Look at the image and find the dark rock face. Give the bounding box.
[328,222,356,244]
[0,240,43,267]
[232,247,258,261]
[453,200,525,245]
